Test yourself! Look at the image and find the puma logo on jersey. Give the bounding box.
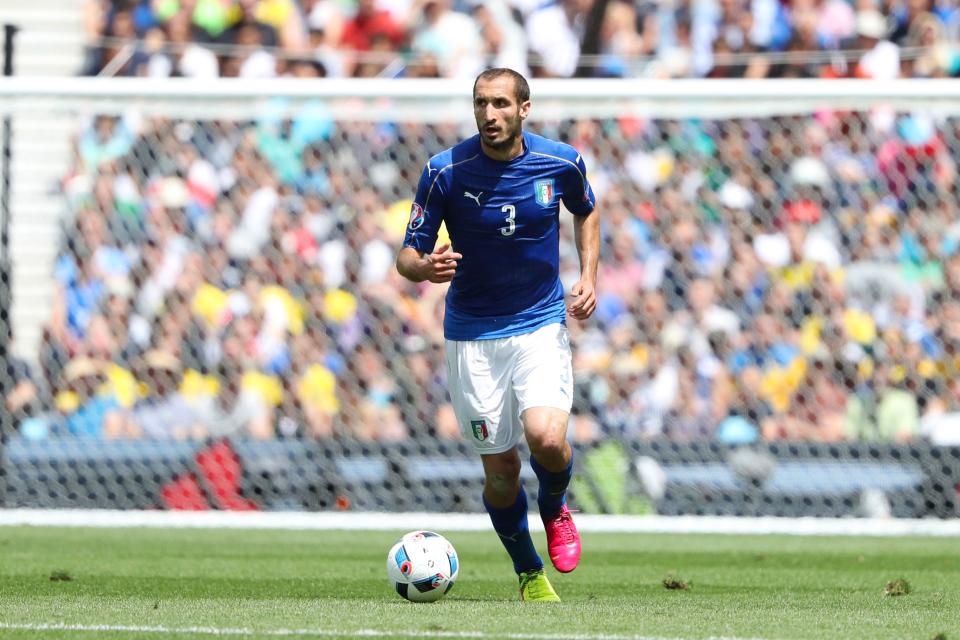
[463,191,483,206]
[497,532,520,543]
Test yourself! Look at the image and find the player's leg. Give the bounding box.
[514,323,581,573]
[522,406,580,573]
[445,335,558,601]
[524,406,574,517]
[481,448,559,602]
[480,448,544,575]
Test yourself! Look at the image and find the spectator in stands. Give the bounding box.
[649,7,696,78]
[81,0,960,79]
[304,0,345,51]
[347,194,396,290]
[80,115,136,172]
[903,12,945,76]
[339,0,405,76]
[472,1,530,77]
[596,350,650,438]
[224,21,279,78]
[597,232,644,318]
[4,337,43,434]
[665,347,720,441]
[701,0,773,79]
[188,336,276,440]
[55,357,138,439]
[51,12,960,454]
[526,0,592,77]
[50,251,105,357]
[394,335,457,439]
[594,1,646,78]
[239,0,308,53]
[345,342,407,441]
[286,329,343,439]
[130,348,200,439]
[409,0,484,78]
[877,113,954,212]
[762,355,847,441]
[854,8,900,79]
[151,9,220,78]
[716,378,765,444]
[686,278,740,355]
[919,377,960,445]
[722,242,768,324]
[844,362,921,443]
[82,4,138,76]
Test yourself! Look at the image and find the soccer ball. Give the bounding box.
[386,531,459,602]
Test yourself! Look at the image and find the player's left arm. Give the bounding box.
[560,150,599,321]
[569,210,599,320]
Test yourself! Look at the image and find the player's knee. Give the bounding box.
[485,473,519,501]
[485,458,521,494]
[489,461,521,485]
[525,413,568,457]
[528,431,566,460]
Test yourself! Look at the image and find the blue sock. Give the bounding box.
[483,488,543,574]
[530,452,573,520]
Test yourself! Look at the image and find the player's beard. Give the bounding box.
[481,113,522,151]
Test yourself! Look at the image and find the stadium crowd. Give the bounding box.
[6,94,958,449]
[6,1,960,447]
[82,0,960,79]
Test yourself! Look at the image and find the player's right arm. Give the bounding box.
[396,244,462,283]
[396,158,461,284]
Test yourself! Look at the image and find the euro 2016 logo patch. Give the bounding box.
[534,179,555,207]
[470,420,489,441]
[409,203,425,230]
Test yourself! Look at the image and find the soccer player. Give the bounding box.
[396,68,599,602]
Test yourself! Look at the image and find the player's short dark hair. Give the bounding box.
[473,68,530,104]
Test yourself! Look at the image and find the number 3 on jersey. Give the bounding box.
[500,204,515,237]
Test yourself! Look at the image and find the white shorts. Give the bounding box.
[444,322,573,454]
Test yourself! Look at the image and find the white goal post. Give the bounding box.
[2,77,960,120]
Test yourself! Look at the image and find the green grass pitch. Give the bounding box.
[0,526,958,639]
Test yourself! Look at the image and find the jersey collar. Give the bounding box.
[477,130,531,165]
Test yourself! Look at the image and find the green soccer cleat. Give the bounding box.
[518,569,561,602]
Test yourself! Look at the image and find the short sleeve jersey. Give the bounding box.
[403,131,596,340]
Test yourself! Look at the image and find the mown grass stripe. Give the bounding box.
[0,623,764,640]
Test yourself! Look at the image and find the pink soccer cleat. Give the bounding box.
[542,505,581,573]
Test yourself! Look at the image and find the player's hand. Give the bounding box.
[567,278,597,320]
[422,243,462,283]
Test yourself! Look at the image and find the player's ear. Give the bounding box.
[519,100,531,121]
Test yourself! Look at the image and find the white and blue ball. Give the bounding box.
[386,531,459,602]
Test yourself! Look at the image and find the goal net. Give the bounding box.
[0,78,958,518]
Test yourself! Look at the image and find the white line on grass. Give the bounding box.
[0,623,764,640]
[2,510,960,537]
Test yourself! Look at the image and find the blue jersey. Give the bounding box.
[403,131,596,340]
